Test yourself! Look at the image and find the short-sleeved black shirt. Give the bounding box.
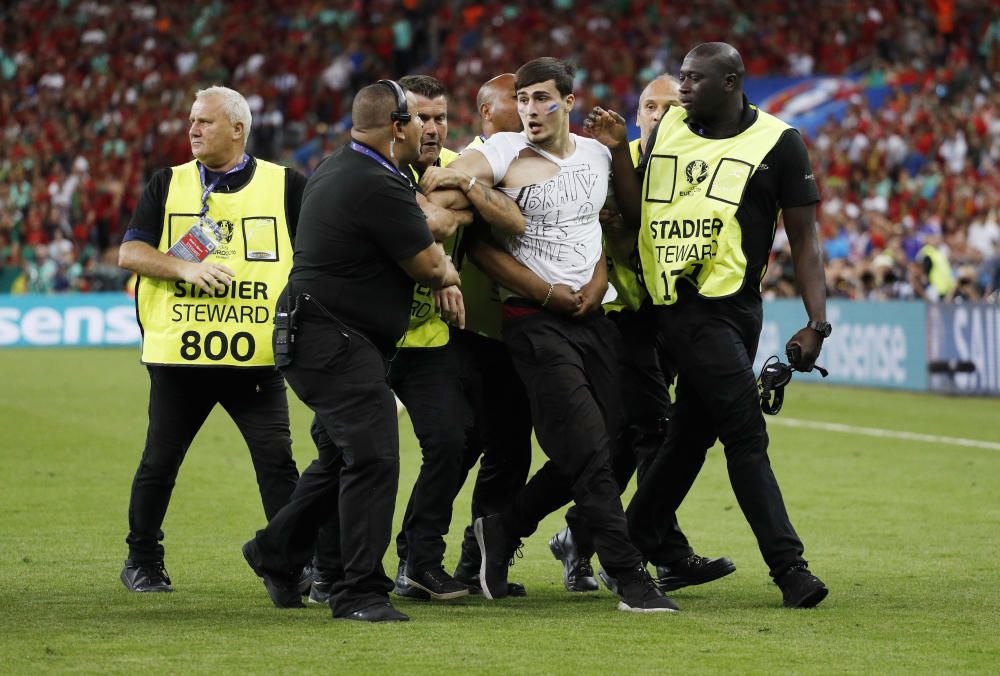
[122,156,307,244]
[641,97,819,308]
[286,142,433,351]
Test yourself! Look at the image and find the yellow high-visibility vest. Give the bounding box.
[398,147,460,348]
[604,138,648,313]
[136,158,293,366]
[640,105,789,305]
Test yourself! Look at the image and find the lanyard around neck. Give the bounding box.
[349,141,410,183]
[198,154,250,217]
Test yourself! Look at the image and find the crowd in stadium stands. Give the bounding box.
[2,0,999,300]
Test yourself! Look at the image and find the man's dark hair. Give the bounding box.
[515,57,575,97]
[398,74,446,100]
[352,83,398,130]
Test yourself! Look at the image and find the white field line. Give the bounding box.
[770,417,1000,452]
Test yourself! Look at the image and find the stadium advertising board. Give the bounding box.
[927,303,1000,396]
[755,299,927,391]
[0,293,140,347]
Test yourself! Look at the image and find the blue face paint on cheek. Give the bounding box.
[546,103,559,114]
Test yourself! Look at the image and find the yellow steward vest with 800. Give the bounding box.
[640,105,789,305]
[603,137,648,313]
[397,146,460,348]
[136,158,294,366]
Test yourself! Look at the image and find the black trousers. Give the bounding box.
[500,309,642,574]
[126,365,298,565]
[567,306,694,563]
[389,344,470,575]
[451,328,533,567]
[252,315,398,616]
[627,296,806,578]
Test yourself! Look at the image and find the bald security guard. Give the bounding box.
[589,42,830,608]
[242,81,460,623]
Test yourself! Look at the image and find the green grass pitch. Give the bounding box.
[1,348,999,673]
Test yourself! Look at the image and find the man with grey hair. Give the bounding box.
[118,85,307,593]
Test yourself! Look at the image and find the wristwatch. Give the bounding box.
[807,320,832,338]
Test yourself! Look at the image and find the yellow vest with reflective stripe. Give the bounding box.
[136,159,293,366]
[918,244,955,296]
[398,147,460,348]
[604,138,648,313]
[640,106,788,305]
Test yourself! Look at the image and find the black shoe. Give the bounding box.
[474,515,521,600]
[548,528,599,592]
[453,551,480,584]
[242,540,305,609]
[615,565,680,613]
[655,554,737,592]
[454,568,528,597]
[393,560,430,601]
[597,568,619,596]
[298,563,315,597]
[120,561,173,593]
[337,602,410,623]
[776,563,828,608]
[404,567,470,601]
[309,571,334,604]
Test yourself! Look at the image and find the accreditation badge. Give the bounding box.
[167,215,221,262]
[243,217,279,261]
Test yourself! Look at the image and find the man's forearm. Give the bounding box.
[119,240,187,280]
[611,146,642,231]
[466,235,547,302]
[463,180,525,236]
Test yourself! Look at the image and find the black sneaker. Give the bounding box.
[615,565,680,613]
[404,567,470,600]
[655,554,736,592]
[597,567,619,595]
[336,602,410,623]
[308,571,334,604]
[474,515,521,600]
[242,540,306,609]
[548,527,599,592]
[776,563,828,608]
[392,560,430,601]
[454,566,528,597]
[120,561,173,593]
[298,563,315,597]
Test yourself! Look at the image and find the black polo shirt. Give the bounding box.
[287,142,433,352]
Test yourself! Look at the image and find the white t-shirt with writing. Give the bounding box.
[470,131,615,302]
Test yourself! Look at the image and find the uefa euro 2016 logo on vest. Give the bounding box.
[685,159,709,185]
[211,219,237,259]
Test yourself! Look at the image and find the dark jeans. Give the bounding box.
[126,365,298,565]
[451,328,533,567]
[500,309,642,574]
[252,315,398,616]
[627,295,806,578]
[389,344,470,575]
[567,305,694,564]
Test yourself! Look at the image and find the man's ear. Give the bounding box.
[723,73,737,92]
[232,121,245,143]
[565,93,575,112]
[480,102,491,121]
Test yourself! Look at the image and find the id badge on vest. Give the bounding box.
[167,215,222,262]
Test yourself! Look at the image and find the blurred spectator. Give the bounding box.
[1,0,998,303]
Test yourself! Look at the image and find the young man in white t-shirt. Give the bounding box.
[420,57,676,613]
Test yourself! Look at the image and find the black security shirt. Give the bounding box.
[286,143,433,351]
[123,156,307,244]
